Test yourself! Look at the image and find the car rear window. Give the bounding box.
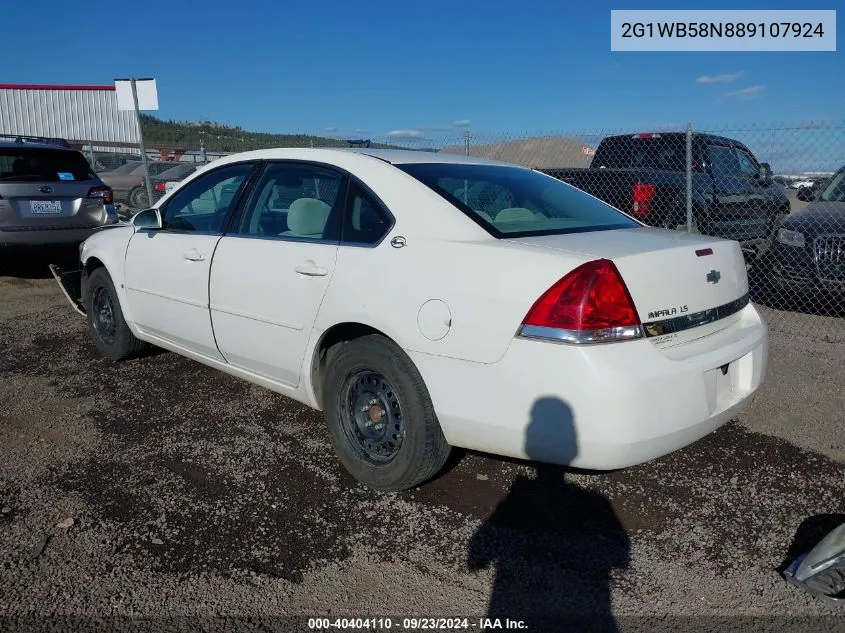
[109,161,142,174]
[0,147,96,182]
[397,162,638,237]
[593,136,688,171]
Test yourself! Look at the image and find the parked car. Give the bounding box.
[796,176,832,202]
[151,163,198,203]
[99,161,179,208]
[790,179,816,190]
[52,148,768,491]
[92,153,146,173]
[758,165,845,297]
[543,132,790,261]
[0,135,118,250]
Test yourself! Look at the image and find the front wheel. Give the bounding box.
[322,335,451,492]
[86,267,147,361]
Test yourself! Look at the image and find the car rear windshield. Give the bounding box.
[157,164,196,180]
[109,161,142,174]
[396,162,638,237]
[0,147,96,182]
[593,136,689,171]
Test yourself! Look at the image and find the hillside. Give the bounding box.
[139,114,398,151]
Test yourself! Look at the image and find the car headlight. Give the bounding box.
[777,228,805,248]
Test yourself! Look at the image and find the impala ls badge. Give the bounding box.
[706,269,721,284]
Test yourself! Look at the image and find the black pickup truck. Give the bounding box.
[543,132,791,258]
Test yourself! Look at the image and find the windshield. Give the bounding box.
[396,162,638,237]
[0,147,95,182]
[820,170,845,202]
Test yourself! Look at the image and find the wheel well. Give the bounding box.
[84,256,105,275]
[310,322,389,409]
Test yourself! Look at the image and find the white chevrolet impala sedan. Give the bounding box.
[61,148,768,491]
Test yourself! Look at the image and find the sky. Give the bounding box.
[2,0,842,146]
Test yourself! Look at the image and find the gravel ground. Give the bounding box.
[0,251,843,633]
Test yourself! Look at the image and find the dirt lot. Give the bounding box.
[1,251,843,633]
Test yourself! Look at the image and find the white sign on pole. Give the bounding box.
[115,79,159,111]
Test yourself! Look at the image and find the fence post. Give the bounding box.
[87,141,96,170]
[685,122,694,232]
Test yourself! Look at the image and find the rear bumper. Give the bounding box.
[411,304,768,470]
[0,223,117,247]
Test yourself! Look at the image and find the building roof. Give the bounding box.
[0,84,115,91]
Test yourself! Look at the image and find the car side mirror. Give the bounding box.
[759,163,773,182]
[131,208,163,230]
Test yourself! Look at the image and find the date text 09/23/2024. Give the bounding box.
[307,617,527,630]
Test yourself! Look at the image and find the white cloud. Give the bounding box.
[452,119,471,127]
[385,129,423,138]
[723,84,766,99]
[696,71,744,84]
[325,127,338,133]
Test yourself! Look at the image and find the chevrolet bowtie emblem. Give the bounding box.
[706,269,721,284]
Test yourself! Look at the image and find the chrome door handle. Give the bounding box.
[183,249,206,262]
[294,261,328,276]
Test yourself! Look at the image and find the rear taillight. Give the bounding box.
[519,259,643,344]
[632,183,655,217]
[154,181,166,192]
[87,185,113,205]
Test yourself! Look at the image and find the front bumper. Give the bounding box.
[411,304,768,470]
[766,242,845,295]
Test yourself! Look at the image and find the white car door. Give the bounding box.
[124,161,257,359]
[209,161,344,386]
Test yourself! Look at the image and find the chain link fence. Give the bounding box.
[83,120,845,344]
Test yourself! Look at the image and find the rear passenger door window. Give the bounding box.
[735,148,759,179]
[707,145,741,181]
[235,162,344,241]
[341,181,393,245]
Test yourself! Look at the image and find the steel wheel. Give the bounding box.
[92,285,116,345]
[130,187,149,209]
[340,369,405,464]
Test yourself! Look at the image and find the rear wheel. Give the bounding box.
[129,187,149,209]
[86,267,147,361]
[322,335,451,492]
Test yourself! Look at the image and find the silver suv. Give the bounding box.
[0,135,118,249]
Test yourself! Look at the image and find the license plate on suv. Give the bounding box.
[30,200,63,214]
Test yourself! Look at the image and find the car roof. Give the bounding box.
[338,148,524,167]
[0,140,79,151]
[201,147,526,170]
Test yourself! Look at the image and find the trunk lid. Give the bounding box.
[509,227,749,347]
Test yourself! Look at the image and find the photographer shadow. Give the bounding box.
[467,397,630,633]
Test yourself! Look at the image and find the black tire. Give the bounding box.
[129,187,149,209]
[322,335,451,492]
[86,267,147,361]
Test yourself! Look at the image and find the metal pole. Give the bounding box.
[685,122,694,232]
[87,141,96,170]
[463,131,470,204]
[131,78,154,209]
